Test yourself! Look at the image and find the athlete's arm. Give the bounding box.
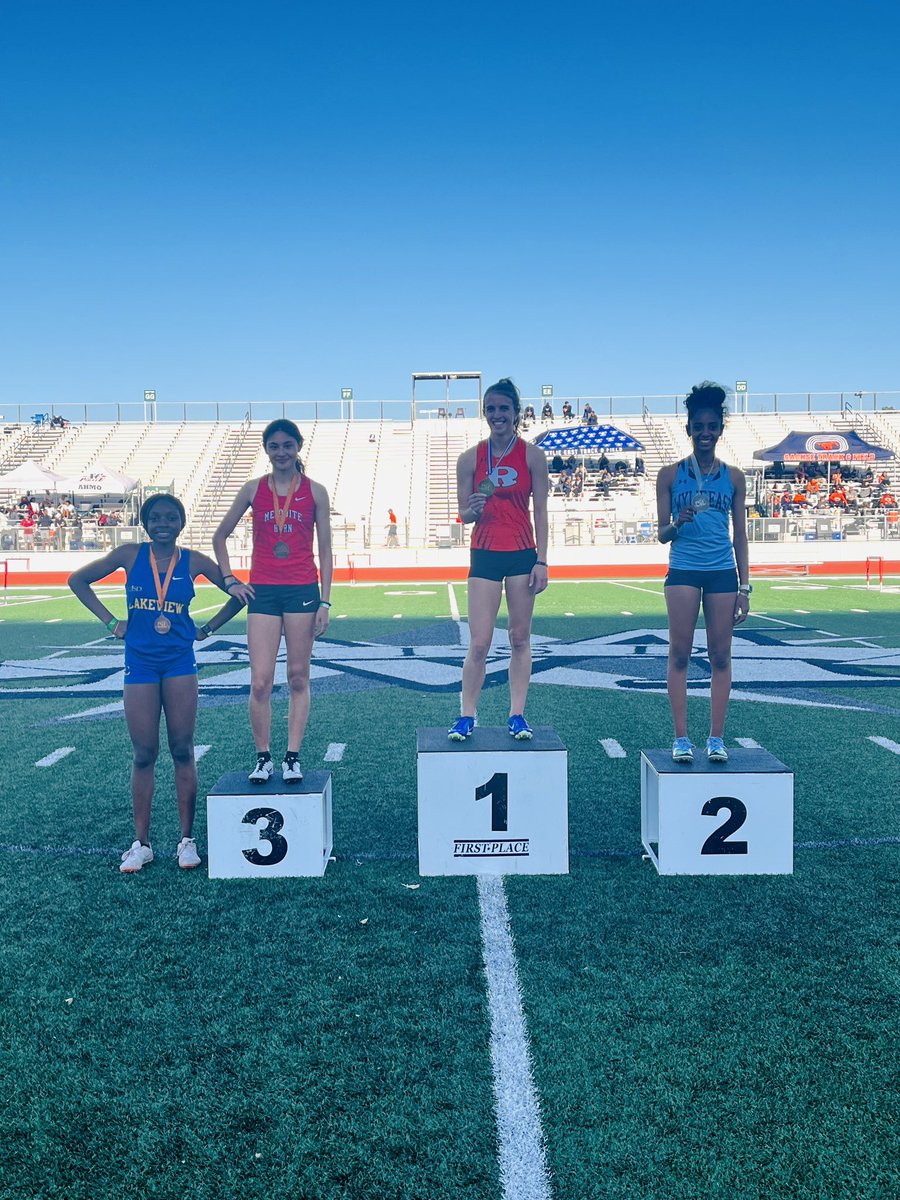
[656,464,693,543]
[527,443,550,593]
[189,550,247,639]
[456,446,485,523]
[68,545,138,637]
[311,480,333,638]
[212,480,256,603]
[731,468,750,626]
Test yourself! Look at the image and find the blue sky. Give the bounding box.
[2,0,898,411]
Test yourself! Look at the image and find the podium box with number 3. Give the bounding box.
[640,747,793,875]
[416,727,568,876]
[206,770,333,879]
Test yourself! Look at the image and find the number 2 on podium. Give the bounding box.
[475,773,508,832]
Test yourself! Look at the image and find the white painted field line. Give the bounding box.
[60,701,124,720]
[869,736,900,756]
[194,745,212,762]
[35,747,75,768]
[600,738,626,759]
[45,618,62,624]
[477,875,552,1200]
[324,742,346,762]
[752,614,808,629]
[620,610,633,616]
[608,581,662,596]
[735,738,761,749]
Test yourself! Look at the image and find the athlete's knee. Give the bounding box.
[507,624,531,652]
[467,639,491,665]
[669,646,692,672]
[708,649,732,674]
[168,735,195,766]
[132,743,159,770]
[287,669,310,696]
[250,678,273,704]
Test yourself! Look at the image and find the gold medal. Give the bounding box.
[269,471,299,558]
[154,615,171,634]
[273,540,291,559]
[478,478,496,497]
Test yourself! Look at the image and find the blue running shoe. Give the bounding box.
[508,714,533,740]
[706,737,728,763]
[448,716,475,742]
[672,737,694,763]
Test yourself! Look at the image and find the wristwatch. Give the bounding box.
[738,584,752,595]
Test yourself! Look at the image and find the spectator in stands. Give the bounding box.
[581,403,595,425]
[450,378,549,743]
[541,400,554,423]
[20,510,35,549]
[68,495,245,874]
[829,484,848,509]
[781,488,793,514]
[522,404,536,427]
[561,401,574,421]
[879,490,897,509]
[634,456,645,475]
[656,381,749,765]
[213,418,333,787]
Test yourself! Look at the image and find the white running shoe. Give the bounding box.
[282,753,303,784]
[176,836,201,869]
[120,841,153,873]
[249,753,274,784]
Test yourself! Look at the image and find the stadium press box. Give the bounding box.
[206,770,333,878]
[416,727,568,876]
[640,748,793,876]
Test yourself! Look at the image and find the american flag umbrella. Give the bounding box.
[534,424,644,454]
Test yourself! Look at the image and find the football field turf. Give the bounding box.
[1,578,897,1199]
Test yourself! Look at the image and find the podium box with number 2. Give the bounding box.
[206,770,333,879]
[640,747,793,875]
[416,727,568,876]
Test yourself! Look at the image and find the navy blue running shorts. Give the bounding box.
[469,548,538,582]
[124,646,197,685]
[664,567,739,594]
[248,583,322,616]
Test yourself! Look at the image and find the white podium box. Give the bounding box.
[206,770,333,879]
[416,727,568,876]
[640,748,793,876]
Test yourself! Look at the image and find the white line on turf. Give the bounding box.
[324,742,346,761]
[60,701,124,720]
[608,581,662,596]
[477,875,553,1200]
[45,618,62,624]
[600,738,626,758]
[868,736,900,756]
[35,747,75,768]
[194,745,211,761]
[735,738,761,749]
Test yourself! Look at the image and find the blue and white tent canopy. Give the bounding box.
[534,424,644,454]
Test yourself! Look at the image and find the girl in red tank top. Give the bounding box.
[213,419,333,786]
[450,379,550,743]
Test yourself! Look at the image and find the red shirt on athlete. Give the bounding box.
[471,438,535,552]
[250,473,318,585]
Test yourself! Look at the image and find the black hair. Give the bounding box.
[140,493,186,533]
[483,378,522,428]
[684,381,729,427]
[262,418,304,451]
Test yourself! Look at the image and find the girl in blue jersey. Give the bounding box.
[656,383,750,764]
[69,495,244,873]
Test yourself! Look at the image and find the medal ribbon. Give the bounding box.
[689,453,717,502]
[149,547,179,617]
[269,471,299,540]
[486,435,517,482]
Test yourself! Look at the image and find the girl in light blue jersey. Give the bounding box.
[656,383,750,764]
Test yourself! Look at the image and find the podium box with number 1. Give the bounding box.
[641,747,793,875]
[206,770,333,878]
[416,727,568,876]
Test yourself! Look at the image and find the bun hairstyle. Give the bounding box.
[140,493,186,533]
[684,381,729,427]
[262,418,305,473]
[484,378,522,428]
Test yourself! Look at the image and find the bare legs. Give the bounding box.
[665,585,736,739]
[460,574,537,717]
[123,674,198,843]
[247,610,317,754]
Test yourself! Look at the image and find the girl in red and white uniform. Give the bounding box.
[450,378,549,741]
[214,419,333,785]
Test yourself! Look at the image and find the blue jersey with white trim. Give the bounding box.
[125,545,196,657]
[669,459,736,571]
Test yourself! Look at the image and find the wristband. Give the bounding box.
[106,617,119,633]
[535,560,547,567]
[201,622,214,637]
[225,580,241,592]
[319,600,332,609]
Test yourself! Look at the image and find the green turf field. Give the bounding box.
[1,579,898,1199]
